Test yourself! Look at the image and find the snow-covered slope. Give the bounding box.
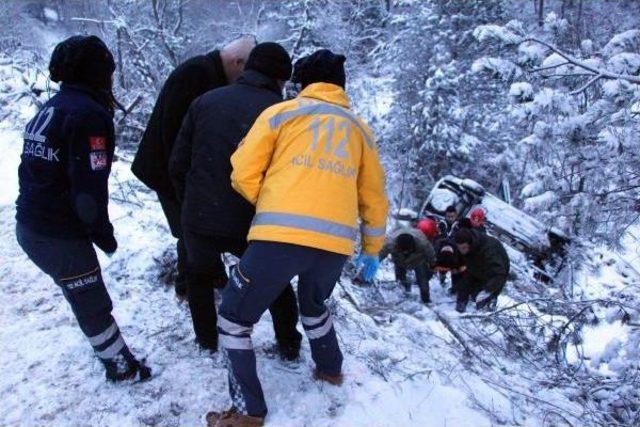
[0,138,513,426]
[1,54,638,427]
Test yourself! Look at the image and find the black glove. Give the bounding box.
[92,233,118,255]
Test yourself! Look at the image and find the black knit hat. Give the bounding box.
[454,228,475,245]
[436,246,459,269]
[245,42,292,81]
[49,35,115,91]
[291,49,346,89]
[396,233,416,253]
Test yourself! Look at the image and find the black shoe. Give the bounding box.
[277,342,300,362]
[196,337,218,354]
[455,300,467,313]
[106,359,152,383]
[175,280,188,299]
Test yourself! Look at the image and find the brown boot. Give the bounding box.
[313,369,344,386]
[206,408,264,427]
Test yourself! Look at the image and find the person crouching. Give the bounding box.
[379,228,435,304]
[453,228,510,313]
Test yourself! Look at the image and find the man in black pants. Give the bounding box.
[132,36,255,297]
[169,42,302,358]
[15,35,150,382]
[454,228,510,313]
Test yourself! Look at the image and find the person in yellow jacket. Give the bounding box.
[206,49,389,427]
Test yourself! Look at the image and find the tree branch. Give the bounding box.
[522,37,640,84]
[570,74,603,95]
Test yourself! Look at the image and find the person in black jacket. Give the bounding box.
[131,36,256,297]
[454,228,510,313]
[169,42,302,359]
[15,35,150,382]
[432,235,466,295]
[438,205,461,238]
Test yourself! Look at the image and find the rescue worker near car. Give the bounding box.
[454,228,510,313]
[437,205,462,290]
[15,35,150,382]
[469,207,487,233]
[438,205,461,238]
[207,49,389,427]
[379,227,435,304]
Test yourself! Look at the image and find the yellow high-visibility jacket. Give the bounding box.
[231,82,389,256]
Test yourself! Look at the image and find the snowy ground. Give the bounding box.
[0,127,586,427]
[1,66,638,427]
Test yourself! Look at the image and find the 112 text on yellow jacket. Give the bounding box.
[231,82,389,256]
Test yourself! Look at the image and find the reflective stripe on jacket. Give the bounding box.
[231,83,389,255]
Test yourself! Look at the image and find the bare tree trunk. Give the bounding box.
[116,27,127,90]
[576,0,583,42]
[151,0,178,67]
[537,0,544,27]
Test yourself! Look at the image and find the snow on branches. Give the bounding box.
[473,13,640,246]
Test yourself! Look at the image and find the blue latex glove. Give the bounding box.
[355,254,380,282]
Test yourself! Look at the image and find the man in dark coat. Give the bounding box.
[169,42,302,359]
[131,36,255,297]
[379,227,435,303]
[438,205,461,238]
[454,228,510,313]
[433,237,467,296]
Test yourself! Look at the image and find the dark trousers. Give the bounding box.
[15,222,136,376]
[451,272,463,294]
[183,230,302,350]
[456,276,502,310]
[157,193,187,284]
[395,263,433,302]
[218,241,348,417]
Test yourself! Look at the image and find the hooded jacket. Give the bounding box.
[230,82,389,256]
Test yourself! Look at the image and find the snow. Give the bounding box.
[43,7,60,22]
[523,190,557,211]
[0,124,551,426]
[606,52,640,75]
[471,57,522,80]
[602,29,640,57]
[508,81,533,101]
[1,120,600,425]
[2,5,640,424]
[517,42,547,64]
[472,24,522,46]
[542,12,569,34]
[429,188,458,212]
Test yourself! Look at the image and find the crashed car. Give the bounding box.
[395,175,570,266]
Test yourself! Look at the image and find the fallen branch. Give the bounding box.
[429,307,488,365]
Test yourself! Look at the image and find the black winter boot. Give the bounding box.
[105,356,152,382]
[277,341,301,362]
[455,299,467,313]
